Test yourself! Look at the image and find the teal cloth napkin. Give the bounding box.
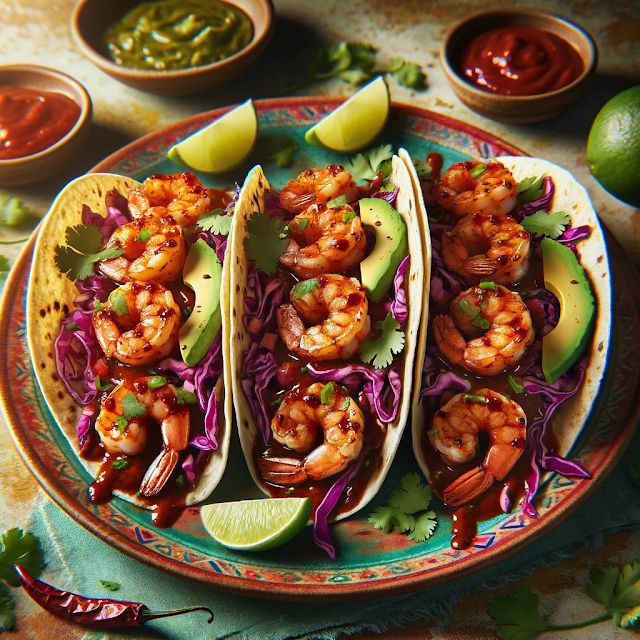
[27,423,640,640]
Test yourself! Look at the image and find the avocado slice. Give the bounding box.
[359,198,408,303]
[541,238,595,383]
[179,238,223,366]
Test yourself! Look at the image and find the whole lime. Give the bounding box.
[586,85,640,207]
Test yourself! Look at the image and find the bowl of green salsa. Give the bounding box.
[71,0,273,96]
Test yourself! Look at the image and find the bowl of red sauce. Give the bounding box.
[441,9,597,123]
[0,64,92,186]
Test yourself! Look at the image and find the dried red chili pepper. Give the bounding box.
[14,565,214,629]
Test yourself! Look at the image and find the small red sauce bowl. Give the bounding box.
[441,9,598,124]
[0,64,92,187]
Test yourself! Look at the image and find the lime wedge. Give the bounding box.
[305,76,390,152]
[200,498,311,552]
[167,99,257,174]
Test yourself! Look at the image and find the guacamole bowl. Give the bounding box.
[71,0,274,96]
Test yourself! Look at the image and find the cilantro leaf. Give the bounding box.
[121,392,146,420]
[320,382,335,405]
[0,255,9,281]
[198,209,232,235]
[408,510,437,542]
[521,210,570,239]
[0,582,15,631]
[312,42,376,84]
[244,213,288,274]
[109,289,129,317]
[338,68,371,85]
[517,176,545,205]
[270,137,298,168]
[291,278,319,301]
[99,580,120,591]
[587,561,640,623]
[390,58,426,89]
[0,194,32,227]
[388,472,432,514]
[343,144,394,183]
[359,312,405,369]
[0,528,45,587]
[368,506,414,534]
[488,587,550,640]
[54,224,123,281]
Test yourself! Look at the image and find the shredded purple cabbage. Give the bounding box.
[514,176,554,220]
[557,224,592,253]
[81,189,129,239]
[313,454,365,559]
[195,228,228,264]
[76,406,96,447]
[521,359,590,517]
[54,309,102,406]
[524,288,560,336]
[385,256,410,324]
[242,343,279,445]
[73,275,116,310]
[420,348,471,398]
[371,186,399,206]
[181,453,197,486]
[307,364,402,424]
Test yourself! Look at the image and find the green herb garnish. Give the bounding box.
[412,158,432,179]
[320,382,335,405]
[54,224,124,281]
[93,300,104,312]
[65,322,80,332]
[469,163,486,178]
[99,580,121,591]
[95,375,113,391]
[198,209,233,235]
[291,278,319,301]
[507,374,524,395]
[121,392,146,419]
[358,312,405,369]
[464,393,489,404]
[521,210,570,239]
[342,210,357,223]
[147,375,167,389]
[0,195,31,227]
[479,281,497,290]
[517,175,545,205]
[339,396,350,411]
[327,194,347,208]
[244,212,288,275]
[0,528,45,588]
[111,458,129,470]
[472,316,490,330]
[0,583,15,631]
[343,144,394,183]
[176,388,197,405]
[109,289,129,317]
[296,218,309,232]
[115,416,128,433]
[136,228,151,242]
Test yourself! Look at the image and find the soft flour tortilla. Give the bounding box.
[229,156,426,520]
[409,155,612,491]
[27,173,233,507]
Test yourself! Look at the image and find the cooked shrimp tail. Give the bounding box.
[140,449,180,497]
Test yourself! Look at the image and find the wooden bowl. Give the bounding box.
[441,9,598,124]
[71,0,274,97]
[0,64,92,187]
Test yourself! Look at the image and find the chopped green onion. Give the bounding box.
[300,365,308,374]
[479,281,497,290]
[327,194,347,208]
[472,316,490,330]
[469,163,486,178]
[136,228,151,242]
[339,396,350,411]
[457,298,474,317]
[176,388,197,405]
[93,300,104,312]
[111,458,129,470]
[65,323,80,332]
[464,393,489,404]
[342,210,357,223]
[507,374,524,395]
[297,218,309,231]
[320,382,335,405]
[148,375,167,389]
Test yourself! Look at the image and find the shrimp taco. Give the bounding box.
[407,154,611,548]
[27,172,236,524]
[228,156,425,556]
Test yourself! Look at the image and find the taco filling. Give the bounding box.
[413,155,601,549]
[232,158,424,557]
[52,172,235,526]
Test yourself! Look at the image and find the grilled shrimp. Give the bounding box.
[259,382,365,484]
[128,172,212,227]
[279,204,366,278]
[428,389,527,506]
[93,282,181,366]
[95,377,190,497]
[442,214,531,285]
[433,285,534,376]
[98,215,187,284]
[279,165,358,213]
[277,274,371,361]
[432,160,518,217]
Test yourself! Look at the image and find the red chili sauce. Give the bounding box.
[0,86,80,159]
[459,26,584,96]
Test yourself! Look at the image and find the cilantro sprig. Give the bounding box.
[311,41,426,89]
[368,473,437,543]
[489,561,640,639]
[244,213,289,274]
[197,208,233,235]
[99,580,121,591]
[359,312,405,369]
[54,224,123,281]
[521,210,570,239]
[0,194,32,227]
[343,144,394,183]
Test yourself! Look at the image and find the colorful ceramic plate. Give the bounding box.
[3,99,639,600]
